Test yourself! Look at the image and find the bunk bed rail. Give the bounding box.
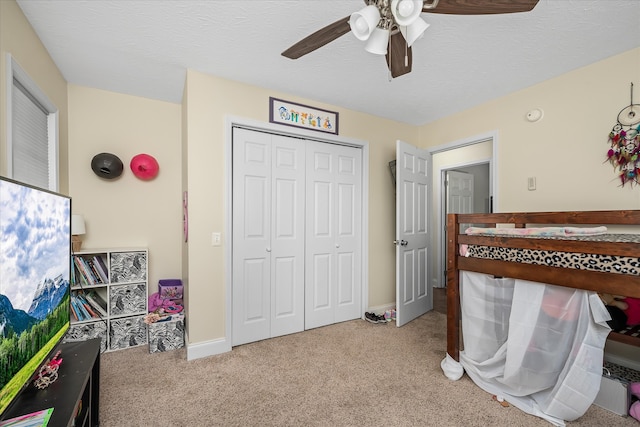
[446,210,640,361]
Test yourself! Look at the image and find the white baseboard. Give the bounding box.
[367,303,395,316]
[185,334,231,361]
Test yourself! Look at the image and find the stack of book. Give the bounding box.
[72,255,108,287]
[70,290,108,322]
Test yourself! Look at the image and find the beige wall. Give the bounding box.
[67,85,183,293]
[183,70,418,346]
[420,48,640,212]
[0,0,69,193]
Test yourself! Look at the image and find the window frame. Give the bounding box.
[5,53,59,191]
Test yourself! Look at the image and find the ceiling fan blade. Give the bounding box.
[386,32,412,78]
[282,16,351,59]
[423,0,539,15]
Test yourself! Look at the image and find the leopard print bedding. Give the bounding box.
[464,233,640,276]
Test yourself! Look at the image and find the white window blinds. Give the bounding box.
[11,78,50,189]
[6,54,58,191]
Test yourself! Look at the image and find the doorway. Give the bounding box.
[442,163,491,279]
[429,133,497,289]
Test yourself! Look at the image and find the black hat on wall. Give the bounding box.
[91,153,124,179]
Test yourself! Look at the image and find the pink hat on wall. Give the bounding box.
[130,153,159,180]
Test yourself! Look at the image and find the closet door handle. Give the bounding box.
[266,247,271,252]
[335,244,340,248]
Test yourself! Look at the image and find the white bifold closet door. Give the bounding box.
[305,141,362,330]
[232,128,362,346]
[232,128,306,346]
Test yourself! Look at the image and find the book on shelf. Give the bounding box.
[71,291,105,321]
[85,291,108,317]
[73,255,106,286]
[80,296,98,318]
[71,296,90,321]
[71,263,89,287]
[93,255,109,283]
[70,303,79,321]
[73,256,95,285]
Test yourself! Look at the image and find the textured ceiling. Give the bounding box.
[16,0,640,126]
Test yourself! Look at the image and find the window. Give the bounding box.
[6,54,59,191]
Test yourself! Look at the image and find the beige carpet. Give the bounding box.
[99,311,635,426]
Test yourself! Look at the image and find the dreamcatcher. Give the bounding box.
[607,83,640,186]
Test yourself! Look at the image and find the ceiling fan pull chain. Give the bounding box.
[387,30,393,82]
[405,40,409,67]
[388,31,392,82]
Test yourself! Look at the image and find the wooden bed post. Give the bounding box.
[446,213,460,361]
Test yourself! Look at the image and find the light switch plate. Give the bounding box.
[212,232,221,246]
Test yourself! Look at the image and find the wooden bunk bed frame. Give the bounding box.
[446,210,640,362]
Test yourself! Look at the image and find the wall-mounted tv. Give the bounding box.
[0,176,71,417]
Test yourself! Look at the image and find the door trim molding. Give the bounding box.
[428,131,498,289]
[224,115,370,346]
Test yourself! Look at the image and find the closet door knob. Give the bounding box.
[266,247,271,252]
[335,244,340,248]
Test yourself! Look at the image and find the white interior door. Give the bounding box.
[305,141,362,329]
[270,135,306,338]
[446,170,474,215]
[233,129,270,345]
[232,128,305,345]
[395,140,431,327]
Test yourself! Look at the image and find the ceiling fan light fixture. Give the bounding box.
[390,0,423,26]
[349,5,381,41]
[399,17,430,47]
[365,26,390,55]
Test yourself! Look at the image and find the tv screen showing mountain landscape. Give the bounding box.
[0,177,71,416]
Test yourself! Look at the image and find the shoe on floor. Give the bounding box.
[364,312,378,323]
[365,312,386,324]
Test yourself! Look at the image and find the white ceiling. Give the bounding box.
[16,0,640,126]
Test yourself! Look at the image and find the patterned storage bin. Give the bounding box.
[65,321,108,353]
[110,283,147,316]
[148,314,185,353]
[594,361,640,415]
[109,316,147,350]
[110,251,147,283]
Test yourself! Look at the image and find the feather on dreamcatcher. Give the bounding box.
[607,83,640,187]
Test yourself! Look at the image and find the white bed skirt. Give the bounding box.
[442,271,612,426]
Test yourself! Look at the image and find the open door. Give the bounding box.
[395,140,432,326]
[446,170,474,214]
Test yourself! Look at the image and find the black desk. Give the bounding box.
[1,338,101,427]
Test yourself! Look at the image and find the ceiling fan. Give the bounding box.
[281,0,540,78]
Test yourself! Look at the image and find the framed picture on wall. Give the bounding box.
[269,97,339,135]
